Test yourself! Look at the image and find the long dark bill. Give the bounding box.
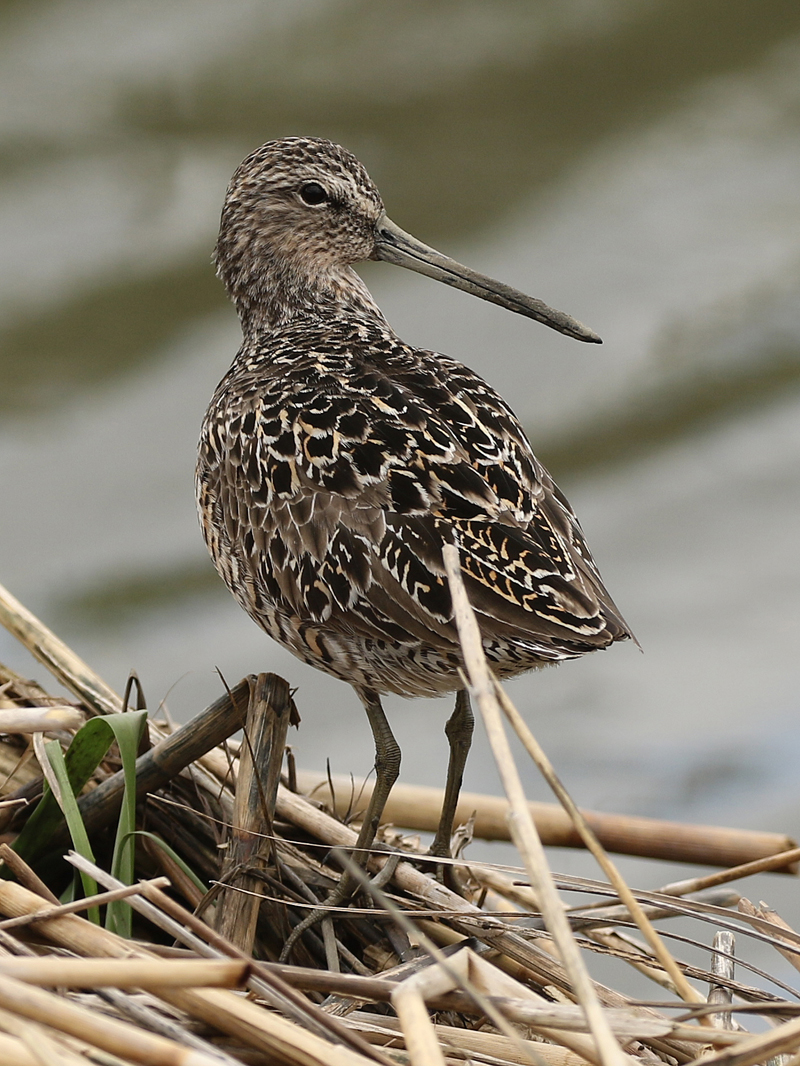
[373,215,601,344]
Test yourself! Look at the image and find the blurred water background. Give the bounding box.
[1,0,800,991]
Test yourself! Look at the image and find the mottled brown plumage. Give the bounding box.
[197,137,632,917]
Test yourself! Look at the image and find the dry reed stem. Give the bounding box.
[67,854,392,1066]
[0,707,84,733]
[0,876,170,931]
[349,1012,592,1066]
[0,878,377,1066]
[441,543,630,1066]
[490,681,704,1015]
[687,1017,800,1066]
[0,1031,59,1066]
[564,848,800,934]
[0,970,221,1066]
[708,931,736,1032]
[0,582,121,718]
[654,849,800,896]
[584,929,678,995]
[0,958,250,989]
[738,900,800,975]
[294,771,796,870]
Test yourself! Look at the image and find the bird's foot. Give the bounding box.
[279,871,356,963]
[279,848,402,963]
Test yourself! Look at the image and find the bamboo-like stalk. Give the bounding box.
[0,970,222,1066]
[294,771,797,870]
[0,707,84,733]
[0,958,250,988]
[441,544,631,1066]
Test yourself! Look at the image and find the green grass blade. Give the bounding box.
[102,711,148,936]
[10,710,148,938]
[11,718,117,868]
[124,830,208,896]
[40,740,100,923]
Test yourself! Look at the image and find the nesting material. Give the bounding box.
[0,580,798,1066]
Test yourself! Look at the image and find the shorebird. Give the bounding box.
[197,136,632,916]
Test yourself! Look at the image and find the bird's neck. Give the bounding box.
[219,254,386,337]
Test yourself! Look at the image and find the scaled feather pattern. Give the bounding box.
[197,137,632,701]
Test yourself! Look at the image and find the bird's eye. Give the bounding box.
[299,182,328,206]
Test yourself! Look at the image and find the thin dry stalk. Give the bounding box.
[654,849,800,896]
[737,900,800,976]
[688,1017,800,1066]
[490,681,704,1014]
[0,582,121,718]
[0,876,170,931]
[0,845,60,904]
[584,928,678,996]
[442,543,630,1066]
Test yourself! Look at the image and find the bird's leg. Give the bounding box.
[429,688,474,866]
[279,688,400,961]
[352,688,402,860]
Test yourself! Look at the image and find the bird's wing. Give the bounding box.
[197,342,631,655]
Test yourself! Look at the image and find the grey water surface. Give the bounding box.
[1,4,800,983]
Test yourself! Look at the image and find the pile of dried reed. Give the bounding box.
[0,560,798,1066]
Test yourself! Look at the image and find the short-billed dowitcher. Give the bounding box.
[197,136,632,911]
